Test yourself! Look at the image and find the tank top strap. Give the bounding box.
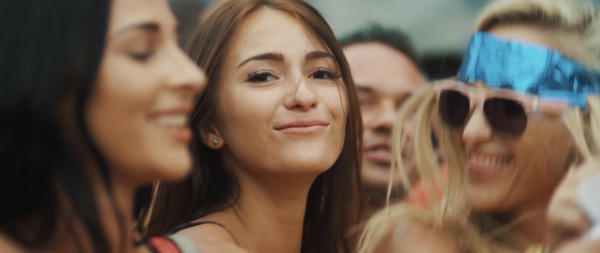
[168,221,241,246]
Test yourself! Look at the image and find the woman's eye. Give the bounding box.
[129,51,154,61]
[309,69,340,80]
[246,71,277,83]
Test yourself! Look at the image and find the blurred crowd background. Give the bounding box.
[167,0,600,80]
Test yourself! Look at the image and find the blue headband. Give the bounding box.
[457,31,600,110]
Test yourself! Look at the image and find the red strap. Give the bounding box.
[149,237,181,253]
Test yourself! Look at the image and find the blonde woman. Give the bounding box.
[358,0,600,252]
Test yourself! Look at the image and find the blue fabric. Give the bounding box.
[458,31,600,110]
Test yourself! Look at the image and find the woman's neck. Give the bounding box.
[510,204,549,244]
[219,172,317,253]
[491,202,549,247]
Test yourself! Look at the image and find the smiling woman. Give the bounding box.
[0,0,206,252]
[358,0,600,253]
[144,1,363,253]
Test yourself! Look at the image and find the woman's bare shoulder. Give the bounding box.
[0,234,24,253]
[175,221,245,253]
[191,239,249,253]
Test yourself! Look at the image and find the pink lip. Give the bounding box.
[365,139,391,151]
[366,151,392,164]
[467,164,506,180]
[275,120,329,135]
[364,140,392,164]
[158,127,192,142]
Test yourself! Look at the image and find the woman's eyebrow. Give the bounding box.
[111,22,159,39]
[237,52,285,69]
[305,51,334,61]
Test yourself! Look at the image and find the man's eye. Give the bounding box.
[359,99,372,108]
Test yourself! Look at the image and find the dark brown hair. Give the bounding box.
[1,0,118,252]
[145,1,363,252]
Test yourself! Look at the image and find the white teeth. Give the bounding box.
[152,114,188,127]
[469,154,512,168]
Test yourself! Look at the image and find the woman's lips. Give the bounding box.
[156,126,192,142]
[278,125,326,135]
[275,120,329,135]
[364,140,392,164]
[149,111,192,142]
[467,153,514,180]
[366,149,392,164]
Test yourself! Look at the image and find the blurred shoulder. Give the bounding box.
[191,239,249,253]
[386,220,460,253]
[0,234,24,253]
[176,221,245,253]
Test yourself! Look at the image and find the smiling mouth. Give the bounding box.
[149,114,192,142]
[275,121,329,135]
[467,153,514,179]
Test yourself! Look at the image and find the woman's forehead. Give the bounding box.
[228,8,330,62]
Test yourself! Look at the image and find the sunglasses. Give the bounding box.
[435,80,570,136]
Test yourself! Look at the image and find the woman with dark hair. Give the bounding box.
[0,0,205,252]
[145,0,363,252]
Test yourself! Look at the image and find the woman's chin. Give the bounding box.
[151,152,193,182]
[464,189,511,212]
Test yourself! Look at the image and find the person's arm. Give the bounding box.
[546,158,600,253]
[386,221,461,253]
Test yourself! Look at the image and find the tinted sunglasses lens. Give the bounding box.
[483,98,527,135]
[439,90,470,127]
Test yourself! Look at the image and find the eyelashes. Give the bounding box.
[246,68,341,83]
[247,70,277,82]
[309,68,341,79]
[129,51,154,61]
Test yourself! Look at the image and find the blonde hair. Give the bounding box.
[358,0,600,252]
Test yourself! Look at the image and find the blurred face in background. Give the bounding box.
[88,0,206,184]
[344,42,426,194]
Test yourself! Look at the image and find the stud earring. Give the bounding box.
[213,140,219,146]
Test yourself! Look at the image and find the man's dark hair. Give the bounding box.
[170,1,205,47]
[339,24,420,67]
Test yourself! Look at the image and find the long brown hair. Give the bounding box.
[144,1,363,252]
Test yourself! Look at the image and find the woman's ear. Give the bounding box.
[200,125,225,149]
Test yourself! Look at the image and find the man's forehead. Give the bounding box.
[355,81,416,97]
[345,43,424,94]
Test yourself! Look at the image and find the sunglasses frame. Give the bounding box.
[434,80,571,135]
